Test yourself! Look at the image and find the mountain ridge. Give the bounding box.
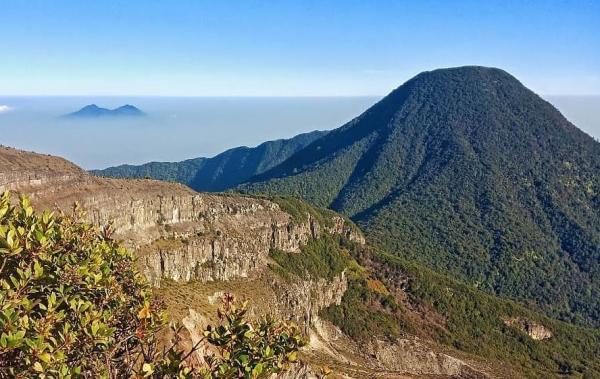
[92,129,328,191]
[89,67,600,326]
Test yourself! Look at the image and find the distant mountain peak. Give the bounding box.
[64,104,146,118]
[116,104,137,110]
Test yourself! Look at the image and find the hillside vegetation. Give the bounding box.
[270,232,600,377]
[240,66,600,327]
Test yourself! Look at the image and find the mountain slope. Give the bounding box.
[240,66,600,326]
[3,145,600,377]
[92,129,327,191]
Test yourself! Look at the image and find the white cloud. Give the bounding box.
[0,105,12,114]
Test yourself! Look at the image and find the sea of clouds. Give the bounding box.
[0,97,379,169]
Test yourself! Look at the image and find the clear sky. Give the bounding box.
[1,0,599,96]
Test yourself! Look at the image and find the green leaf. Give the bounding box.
[33,362,44,372]
[251,363,264,378]
[91,320,100,336]
[287,351,297,362]
[38,353,52,363]
[34,261,44,279]
[142,362,154,375]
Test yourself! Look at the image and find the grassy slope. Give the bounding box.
[364,249,600,378]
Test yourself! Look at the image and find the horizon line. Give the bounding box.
[1,93,600,98]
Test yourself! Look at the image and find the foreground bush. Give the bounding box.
[0,192,304,378]
[200,294,305,378]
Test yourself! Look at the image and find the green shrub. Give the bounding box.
[0,192,163,377]
[201,294,306,378]
[320,278,401,342]
[0,192,305,378]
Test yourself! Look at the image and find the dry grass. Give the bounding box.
[156,273,280,324]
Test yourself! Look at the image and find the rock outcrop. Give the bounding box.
[365,339,487,378]
[503,317,553,340]
[302,319,489,378]
[271,272,348,334]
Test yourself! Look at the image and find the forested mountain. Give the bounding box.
[240,66,600,326]
[92,129,327,191]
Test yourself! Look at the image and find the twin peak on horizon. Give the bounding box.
[65,104,146,118]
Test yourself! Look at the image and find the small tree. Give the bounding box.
[200,293,305,378]
[0,192,305,378]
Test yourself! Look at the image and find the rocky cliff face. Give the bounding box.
[0,146,361,288]
[138,210,360,287]
[0,146,489,378]
[270,272,348,334]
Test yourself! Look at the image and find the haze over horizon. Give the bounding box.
[0,94,598,170]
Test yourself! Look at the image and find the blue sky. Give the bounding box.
[1,0,599,96]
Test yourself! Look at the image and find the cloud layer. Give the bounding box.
[0,105,12,113]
